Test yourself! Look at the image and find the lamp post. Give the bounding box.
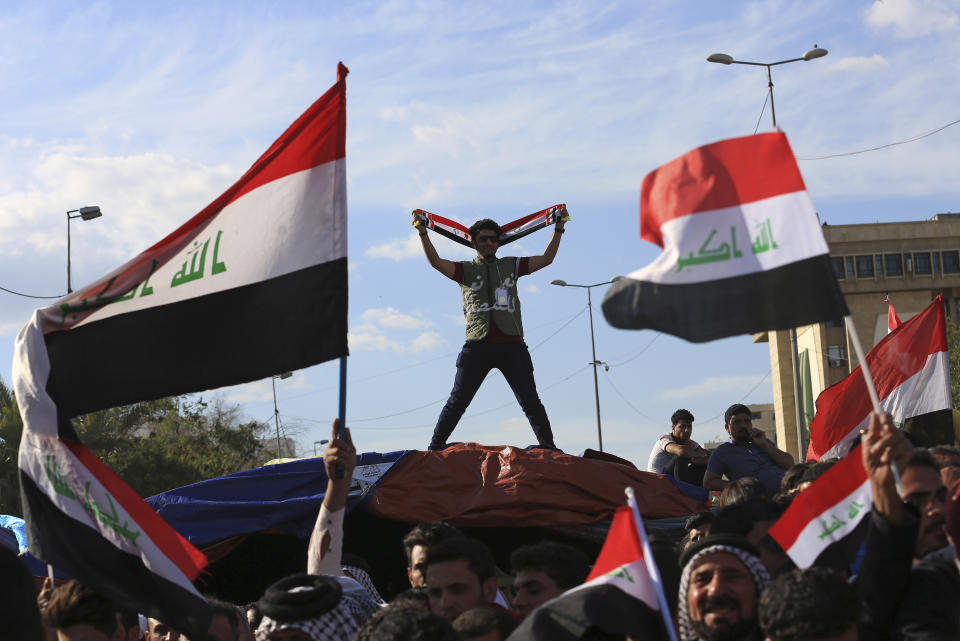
[707,45,828,455]
[550,276,623,452]
[314,439,330,457]
[272,371,293,458]
[706,46,828,129]
[66,206,103,293]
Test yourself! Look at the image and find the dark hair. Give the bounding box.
[712,499,784,538]
[207,598,243,640]
[906,448,941,474]
[245,602,263,631]
[403,522,464,565]
[453,606,517,640]
[930,445,960,462]
[43,581,119,638]
[424,538,496,583]
[759,567,858,641]
[780,463,811,493]
[719,477,767,506]
[355,603,460,641]
[799,460,836,485]
[510,541,590,590]
[671,409,694,425]
[392,587,430,607]
[0,547,43,641]
[724,404,752,424]
[468,219,502,242]
[684,511,714,532]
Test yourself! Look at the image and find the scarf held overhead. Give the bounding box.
[412,204,569,248]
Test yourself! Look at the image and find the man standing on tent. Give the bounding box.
[416,214,565,450]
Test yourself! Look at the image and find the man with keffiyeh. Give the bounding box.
[416,213,567,451]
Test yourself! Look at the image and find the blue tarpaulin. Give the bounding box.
[146,450,408,548]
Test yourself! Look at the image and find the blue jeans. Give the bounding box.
[429,341,555,449]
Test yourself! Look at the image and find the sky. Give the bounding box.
[2,0,959,467]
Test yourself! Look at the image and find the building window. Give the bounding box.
[828,344,847,368]
[914,252,932,275]
[824,318,843,328]
[845,256,855,279]
[832,257,845,279]
[934,252,941,273]
[885,254,903,276]
[875,255,884,276]
[944,251,960,274]
[856,255,874,278]
[753,411,762,419]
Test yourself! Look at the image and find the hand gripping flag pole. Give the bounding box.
[412,204,570,247]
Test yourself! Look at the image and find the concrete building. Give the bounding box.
[759,214,960,460]
[747,403,778,446]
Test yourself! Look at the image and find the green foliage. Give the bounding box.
[0,377,267,517]
[948,316,960,411]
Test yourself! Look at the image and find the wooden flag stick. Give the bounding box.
[844,315,903,492]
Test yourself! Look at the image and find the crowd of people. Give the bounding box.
[4,407,960,641]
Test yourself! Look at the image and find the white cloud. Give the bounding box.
[348,329,446,353]
[828,54,889,72]
[361,307,430,329]
[523,283,542,294]
[865,0,960,38]
[216,372,310,404]
[365,233,423,261]
[660,374,768,402]
[410,331,446,352]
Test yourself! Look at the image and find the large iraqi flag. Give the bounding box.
[13,64,349,638]
[602,132,848,342]
[807,295,950,460]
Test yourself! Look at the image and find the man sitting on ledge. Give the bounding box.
[703,404,794,497]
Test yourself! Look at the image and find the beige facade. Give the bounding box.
[747,402,778,446]
[760,214,960,460]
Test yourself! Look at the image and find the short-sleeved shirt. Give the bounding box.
[647,435,702,474]
[450,257,531,342]
[706,440,786,496]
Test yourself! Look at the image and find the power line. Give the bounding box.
[608,332,662,368]
[0,285,65,299]
[753,90,770,136]
[797,116,960,160]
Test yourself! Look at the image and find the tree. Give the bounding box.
[0,377,267,517]
[948,316,960,411]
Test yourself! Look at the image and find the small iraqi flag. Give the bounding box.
[807,295,950,460]
[769,445,871,568]
[14,64,350,638]
[886,296,903,334]
[602,132,848,342]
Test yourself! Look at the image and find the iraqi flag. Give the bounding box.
[510,498,674,641]
[602,132,848,342]
[887,296,903,333]
[14,64,350,638]
[769,445,871,568]
[807,295,950,460]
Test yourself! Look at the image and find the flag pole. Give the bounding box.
[625,487,679,641]
[333,355,348,479]
[844,315,902,492]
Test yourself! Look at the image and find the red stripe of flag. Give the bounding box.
[768,444,868,552]
[640,132,806,247]
[587,505,644,581]
[64,441,207,581]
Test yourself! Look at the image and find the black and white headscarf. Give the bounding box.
[677,542,770,641]
[254,574,363,641]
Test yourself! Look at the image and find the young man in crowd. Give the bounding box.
[402,522,464,588]
[677,534,770,641]
[647,409,710,484]
[452,606,517,641]
[898,449,949,559]
[703,404,794,497]
[509,541,590,620]
[43,581,126,641]
[423,538,500,622]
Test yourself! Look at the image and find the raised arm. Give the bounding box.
[307,419,357,576]
[414,213,456,279]
[526,210,566,274]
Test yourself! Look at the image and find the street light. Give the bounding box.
[272,371,293,458]
[550,276,623,452]
[66,206,103,293]
[706,46,828,128]
[707,45,828,454]
[314,439,330,457]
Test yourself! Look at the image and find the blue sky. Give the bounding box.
[2,0,959,465]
